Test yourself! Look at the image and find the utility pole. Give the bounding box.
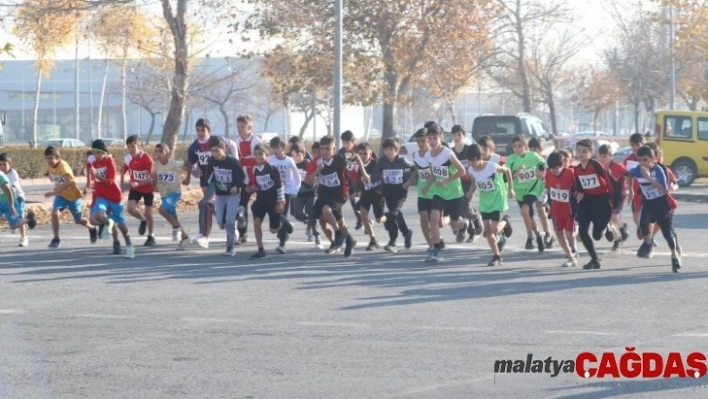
[75,27,81,139]
[669,4,676,110]
[333,0,342,147]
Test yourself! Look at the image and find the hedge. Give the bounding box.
[0,145,189,179]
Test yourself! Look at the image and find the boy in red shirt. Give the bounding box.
[235,114,262,244]
[545,152,578,267]
[121,135,156,246]
[598,144,629,251]
[87,139,135,258]
[573,139,621,270]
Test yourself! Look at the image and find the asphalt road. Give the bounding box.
[1,197,708,398]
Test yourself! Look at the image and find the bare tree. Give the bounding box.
[126,63,169,144]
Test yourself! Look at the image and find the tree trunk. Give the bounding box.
[298,110,315,138]
[515,1,532,113]
[146,111,156,144]
[32,70,42,148]
[263,114,271,131]
[593,109,600,133]
[159,0,189,151]
[382,101,396,145]
[98,60,108,139]
[220,104,229,138]
[121,59,128,140]
[547,93,558,136]
[181,112,190,143]
[633,101,640,134]
[446,95,457,126]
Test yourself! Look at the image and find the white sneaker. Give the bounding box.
[125,244,136,259]
[276,245,286,254]
[193,236,209,249]
[19,237,29,247]
[177,237,190,250]
[237,206,246,229]
[561,258,577,268]
[172,228,180,241]
[224,248,235,257]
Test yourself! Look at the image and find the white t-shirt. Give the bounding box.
[7,169,25,199]
[267,155,301,196]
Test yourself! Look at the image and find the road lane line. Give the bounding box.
[545,330,618,336]
[298,321,371,328]
[0,309,24,314]
[181,317,247,323]
[74,314,134,319]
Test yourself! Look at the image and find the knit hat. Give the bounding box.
[91,139,108,153]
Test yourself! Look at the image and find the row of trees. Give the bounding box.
[6,0,708,147]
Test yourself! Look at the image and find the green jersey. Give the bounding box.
[506,151,545,198]
[426,147,464,200]
[414,149,434,199]
[468,162,508,213]
[0,171,15,204]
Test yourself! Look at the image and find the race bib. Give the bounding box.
[197,151,211,166]
[476,178,494,192]
[383,169,404,185]
[641,184,663,200]
[346,160,357,171]
[318,172,341,187]
[157,171,176,183]
[549,187,570,203]
[431,165,450,180]
[517,168,537,183]
[95,167,107,179]
[214,167,232,183]
[132,170,150,181]
[579,175,600,190]
[418,168,431,181]
[256,174,275,191]
[50,174,65,184]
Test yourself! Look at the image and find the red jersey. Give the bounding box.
[306,155,320,177]
[236,135,262,186]
[607,161,627,196]
[574,159,616,204]
[91,155,123,204]
[123,152,154,194]
[545,168,575,218]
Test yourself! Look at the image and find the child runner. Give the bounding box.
[411,128,436,259]
[306,142,334,247]
[121,135,156,246]
[338,130,364,230]
[624,133,645,236]
[235,115,261,244]
[184,118,239,249]
[476,135,506,165]
[41,146,98,248]
[267,137,301,254]
[308,135,356,258]
[597,144,629,251]
[628,145,681,272]
[0,154,29,247]
[85,151,120,249]
[288,136,313,160]
[353,142,385,251]
[506,135,547,252]
[450,125,483,243]
[249,144,293,259]
[87,139,135,258]
[421,126,467,262]
[152,143,190,249]
[0,170,36,241]
[573,139,621,270]
[466,144,514,266]
[644,142,679,249]
[545,152,580,267]
[290,143,322,248]
[528,137,554,248]
[361,139,415,252]
[206,136,246,256]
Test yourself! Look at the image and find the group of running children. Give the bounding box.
[0,115,682,272]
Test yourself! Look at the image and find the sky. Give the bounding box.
[0,0,614,63]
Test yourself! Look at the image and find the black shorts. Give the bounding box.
[251,200,282,231]
[384,192,407,214]
[357,191,385,219]
[418,197,433,213]
[481,211,502,222]
[313,197,346,222]
[128,190,154,207]
[432,195,462,221]
[517,194,537,216]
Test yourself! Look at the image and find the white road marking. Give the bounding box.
[673,332,708,337]
[0,309,24,314]
[545,330,618,336]
[298,321,371,328]
[181,317,247,324]
[417,326,488,332]
[74,313,134,319]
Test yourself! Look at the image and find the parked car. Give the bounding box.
[470,113,554,157]
[648,109,708,186]
[398,129,472,164]
[102,138,126,147]
[559,131,620,154]
[41,138,86,148]
[612,146,632,164]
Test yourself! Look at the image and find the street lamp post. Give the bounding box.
[669,4,676,110]
[333,0,342,146]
